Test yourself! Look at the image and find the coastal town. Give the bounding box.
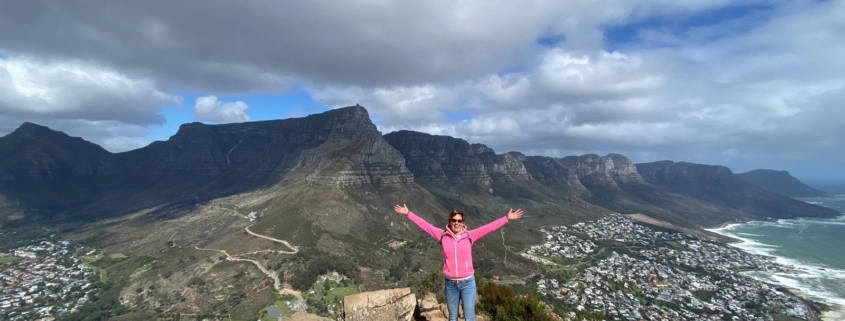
[530,214,819,321]
[0,240,97,321]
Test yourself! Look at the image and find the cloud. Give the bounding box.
[0,114,153,152]
[0,56,181,152]
[309,0,845,179]
[0,56,180,125]
[0,0,748,92]
[194,96,250,123]
[0,0,842,178]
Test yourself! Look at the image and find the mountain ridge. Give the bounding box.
[1,107,839,229]
[737,169,829,197]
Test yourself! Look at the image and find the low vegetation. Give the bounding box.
[289,250,360,291]
[0,256,20,264]
[476,281,557,321]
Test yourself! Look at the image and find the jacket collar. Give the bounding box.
[444,224,466,238]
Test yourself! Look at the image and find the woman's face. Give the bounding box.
[449,214,464,233]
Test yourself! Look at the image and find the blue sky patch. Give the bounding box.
[536,32,566,48]
[147,87,329,142]
[603,2,778,50]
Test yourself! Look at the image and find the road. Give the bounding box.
[195,246,289,298]
[193,222,304,298]
[192,205,304,302]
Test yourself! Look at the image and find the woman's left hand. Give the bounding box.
[507,208,523,221]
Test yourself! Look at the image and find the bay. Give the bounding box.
[708,196,845,312]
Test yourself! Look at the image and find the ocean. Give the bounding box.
[708,195,845,315]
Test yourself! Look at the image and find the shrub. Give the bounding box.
[477,281,556,321]
[290,252,360,291]
[408,270,445,302]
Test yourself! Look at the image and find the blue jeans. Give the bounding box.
[444,276,476,321]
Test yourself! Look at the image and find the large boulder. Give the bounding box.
[287,311,332,321]
[418,292,447,321]
[340,287,416,321]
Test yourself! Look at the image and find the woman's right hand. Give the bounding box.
[394,204,409,215]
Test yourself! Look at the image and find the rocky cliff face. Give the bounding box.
[384,130,657,199]
[519,155,587,192]
[383,130,530,186]
[561,153,644,190]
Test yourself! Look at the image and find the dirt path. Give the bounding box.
[192,220,302,298]
[195,246,284,294]
[279,285,304,301]
[191,207,303,308]
[245,224,299,253]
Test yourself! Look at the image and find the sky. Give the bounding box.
[0,0,843,181]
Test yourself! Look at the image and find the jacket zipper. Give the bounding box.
[454,235,459,275]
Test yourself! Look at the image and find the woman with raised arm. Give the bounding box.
[394,204,523,321]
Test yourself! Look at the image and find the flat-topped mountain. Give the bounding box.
[737,169,829,197]
[0,106,413,218]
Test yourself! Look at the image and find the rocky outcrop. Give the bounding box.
[519,153,645,196]
[384,130,670,199]
[383,131,530,186]
[562,154,644,189]
[339,287,416,321]
[287,311,332,321]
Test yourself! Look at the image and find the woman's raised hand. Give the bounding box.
[394,204,410,215]
[507,208,523,221]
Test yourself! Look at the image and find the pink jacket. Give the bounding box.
[407,211,509,279]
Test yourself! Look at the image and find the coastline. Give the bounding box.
[704,221,748,244]
[706,219,845,321]
[779,283,843,321]
[708,220,744,230]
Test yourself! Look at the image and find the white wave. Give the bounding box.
[769,273,845,307]
[709,224,845,307]
[735,232,762,237]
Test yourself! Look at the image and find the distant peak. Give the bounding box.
[11,121,63,138]
[744,169,790,175]
[15,121,50,132]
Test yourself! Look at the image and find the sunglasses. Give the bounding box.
[450,219,464,223]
